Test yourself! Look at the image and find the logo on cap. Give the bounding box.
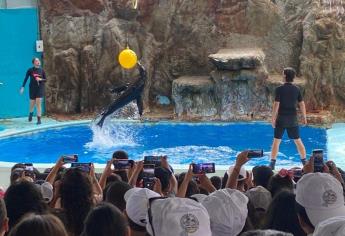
[322,189,337,207]
[180,213,199,233]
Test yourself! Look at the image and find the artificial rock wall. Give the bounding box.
[39,0,345,118]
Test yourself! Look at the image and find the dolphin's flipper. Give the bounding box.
[136,96,143,116]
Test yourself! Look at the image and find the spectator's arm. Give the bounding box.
[170,173,178,194]
[45,156,64,185]
[90,164,102,197]
[153,178,163,196]
[226,151,249,189]
[199,174,216,193]
[99,160,113,190]
[303,156,314,174]
[326,161,345,186]
[176,164,193,198]
[299,101,307,125]
[161,156,178,194]
[128,161,143,187]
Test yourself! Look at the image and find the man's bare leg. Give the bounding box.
[294,138,307,165]
[270,138,282,170]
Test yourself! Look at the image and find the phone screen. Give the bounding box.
[144,156,162,166]
[313,149,324,173]
[71,162,92,173]
[247,149,264,158]
[143,164,155,177]
[113,159,133,170]
[63,154,78,163]
[192,163,215,174]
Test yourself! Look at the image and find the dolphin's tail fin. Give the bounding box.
[96,116,105,127]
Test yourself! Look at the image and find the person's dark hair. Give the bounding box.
[4,181,47,229]
[210,176,222,190]
[177,172,186,185]
[295,202,315,229]
[154,167,171,192]
[222,172,246,190]
[262,191,306,236]
[82,203,128,236]
[114,171,128,183]
[9,214,67,236]
[185,181,200,198]
[252,166,273,189]
[106,173,122,187]
[283,67,296,82]
[267,174,293,197]
[112,150,128,159]
[105,181,132,212]
[0,199,7,231]
[60,168,93,236]
[127,217,146,232]
[10,164,26,173]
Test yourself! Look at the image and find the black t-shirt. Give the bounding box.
[275,83,303,116]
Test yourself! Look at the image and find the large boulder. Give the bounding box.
[208,48,265,70]
[172,76,217,119]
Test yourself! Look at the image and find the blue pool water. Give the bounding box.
[0,122,327,168]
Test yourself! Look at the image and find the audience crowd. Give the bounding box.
[1,149,345,236]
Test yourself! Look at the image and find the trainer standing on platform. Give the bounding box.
[269,67,307,170]
[20,57,46,125]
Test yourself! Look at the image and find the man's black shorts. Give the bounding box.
[274,126,300,139]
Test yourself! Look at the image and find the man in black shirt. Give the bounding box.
[269,68,307,170]
[20,58,46,125]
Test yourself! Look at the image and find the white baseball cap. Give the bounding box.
[146,197,212,236]
[245,186,272,211]
[296,173,345,227]
[35,181,53,203]
[314,216,345,236]
[190,194,208,202]
[125,188,161,227]
[227,166,247,181]
[201,188,248,236]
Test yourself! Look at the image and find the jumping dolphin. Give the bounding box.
[97,62,146,127]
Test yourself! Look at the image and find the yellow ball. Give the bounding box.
[118,48,137,69]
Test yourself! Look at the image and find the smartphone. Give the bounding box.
[313,149,324,173]
[113,159,134,170]
[143,164,155,178]
[23,163,35,178]
[62,154,78,163]
[143,177,155,190]
[247,149,264,158]
[192,163,215,174]
[293,169,303,178]
[71,162,92,173]
[24,163,34,171]
[144,156,162,167]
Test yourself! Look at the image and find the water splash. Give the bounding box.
[85,122,139,151]
[86,101,141,150]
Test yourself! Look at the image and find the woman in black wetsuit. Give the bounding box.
[20,58,46,124]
